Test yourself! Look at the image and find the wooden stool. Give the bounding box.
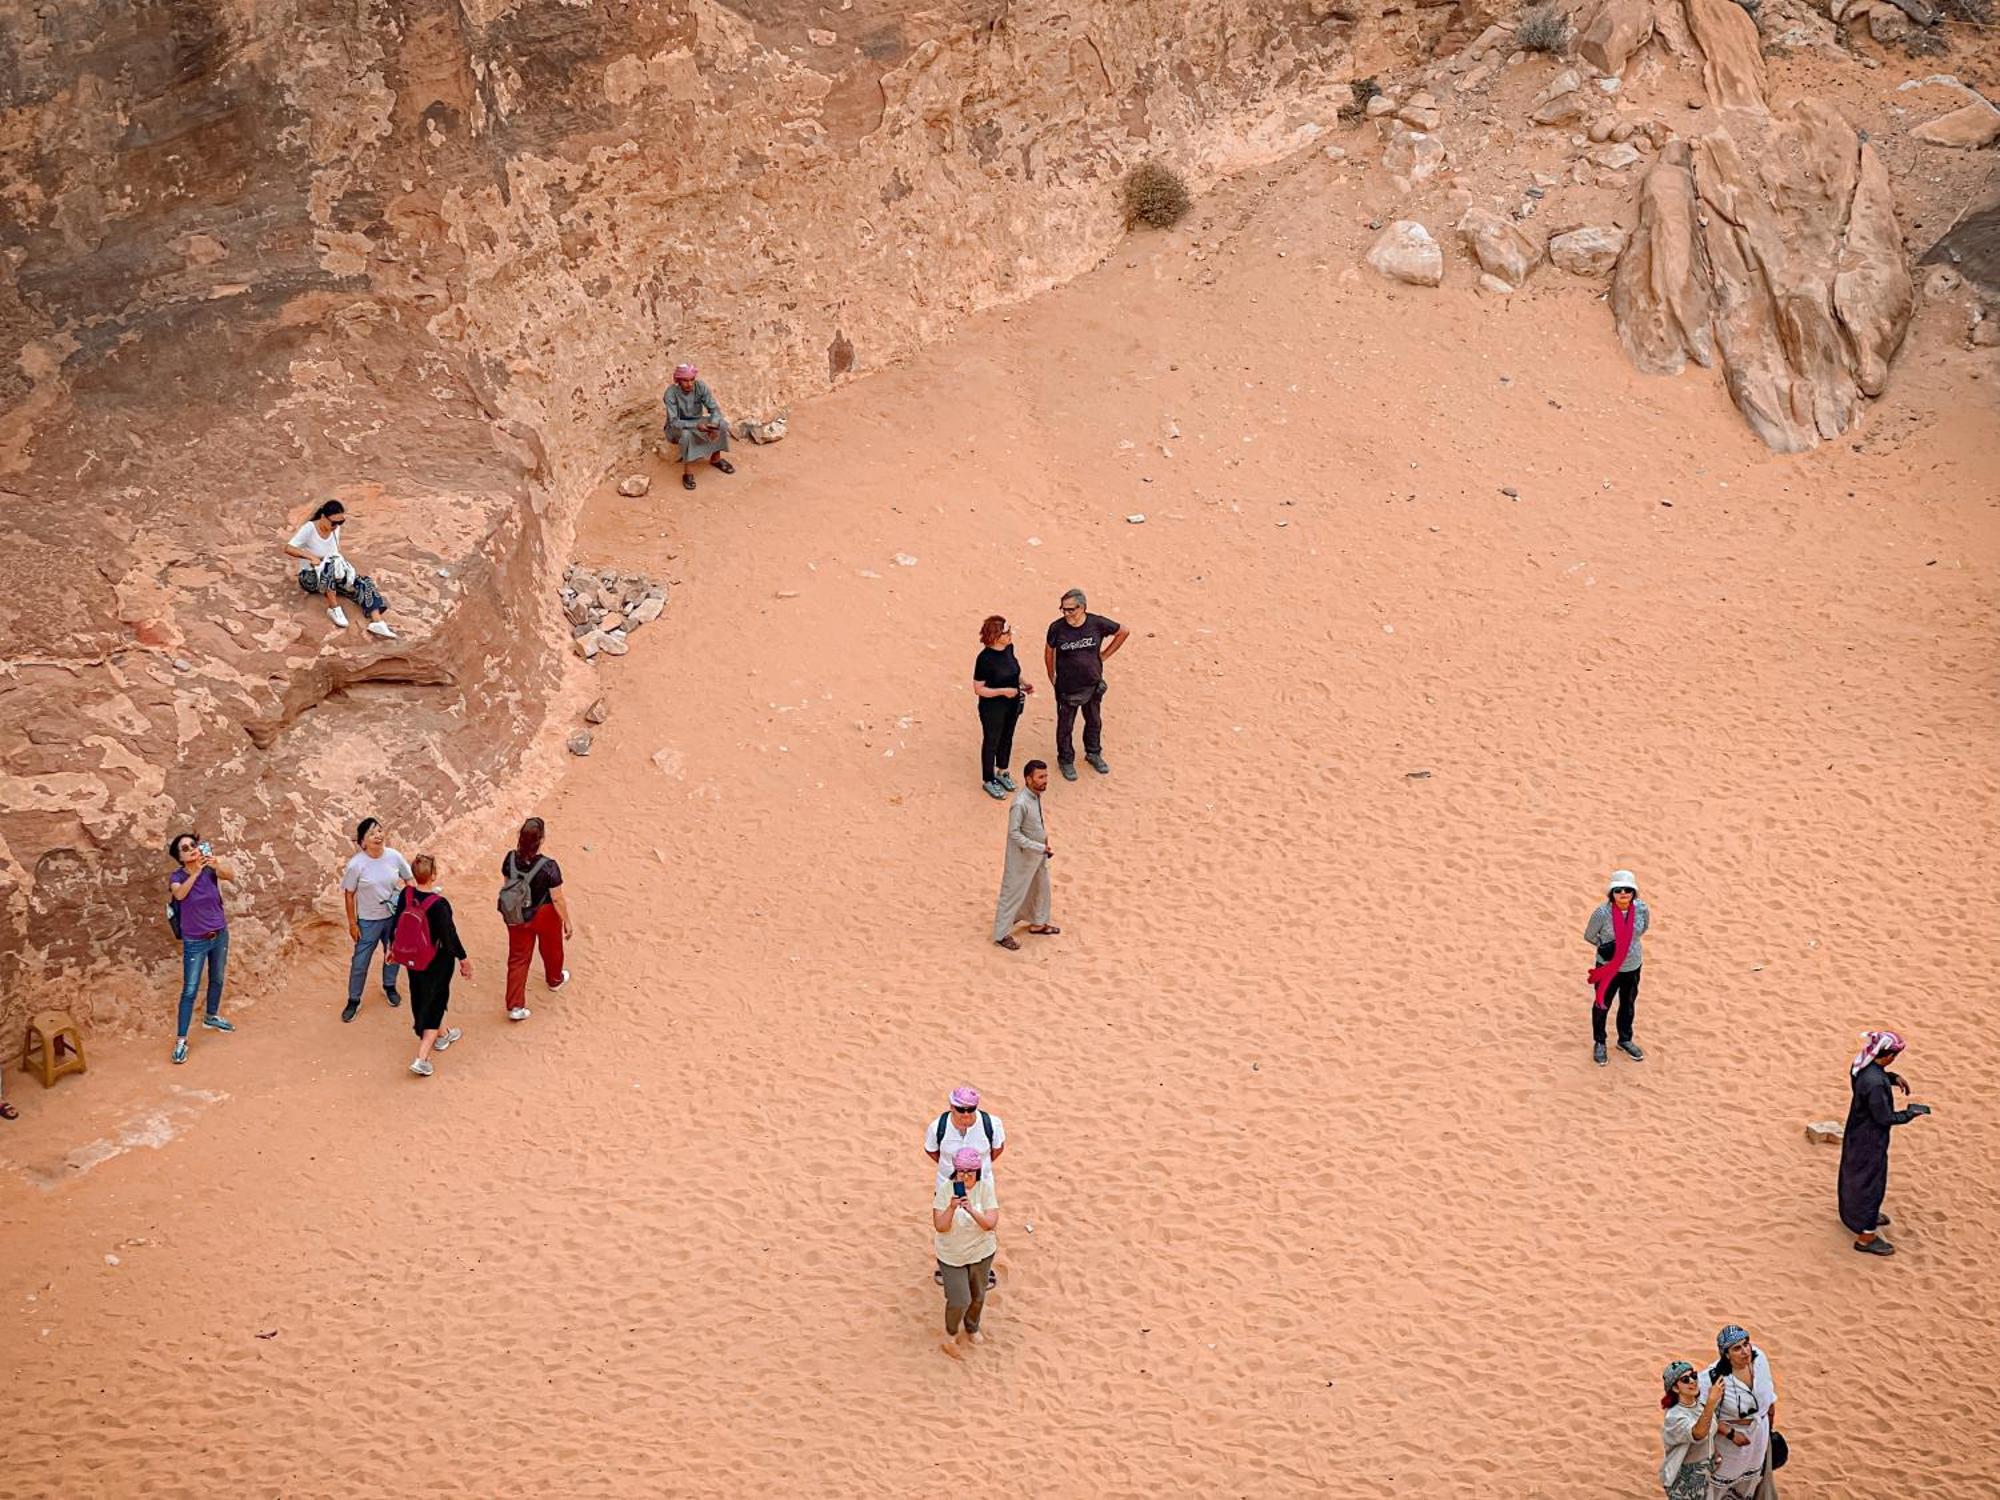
[21,1011,86,1088]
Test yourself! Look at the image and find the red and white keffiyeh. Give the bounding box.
[1851,1029,1906,1075]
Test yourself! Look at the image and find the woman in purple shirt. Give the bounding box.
[167,832,238,1064]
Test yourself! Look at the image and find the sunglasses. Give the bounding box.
[950,1106,976,1116]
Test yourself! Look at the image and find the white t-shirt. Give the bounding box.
[931,1174,999,1266]
[290,521,344,564]
[342,848,412,921]
[924,1110,1006,1187]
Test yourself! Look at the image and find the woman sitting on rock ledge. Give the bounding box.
[285,499,396,639]
[663,362,735,493]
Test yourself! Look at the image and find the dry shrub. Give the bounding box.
[1122,161,1191,229]
[1938,0,1990,20]
[1515,3,1573,52]
[1901,25,1950,53]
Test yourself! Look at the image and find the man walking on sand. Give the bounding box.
[1045,588,1128,781]
[993,761,1059,951]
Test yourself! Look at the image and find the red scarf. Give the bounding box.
[1588,900,1636,1010]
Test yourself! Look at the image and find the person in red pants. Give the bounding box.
[499,816,571,1021]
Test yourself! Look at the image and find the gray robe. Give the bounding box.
[993,788,1052,941]
[663,379,732,462]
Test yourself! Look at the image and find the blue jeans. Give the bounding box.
[177,929,230,1037]
[347,915,403,1004]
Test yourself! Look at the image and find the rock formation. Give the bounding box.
[0,0,1357,1032]
[1602,0,1915,451]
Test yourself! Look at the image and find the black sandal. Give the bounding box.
[682,473,697,491]
[710,456,735,474]
[0,1101,18,1121]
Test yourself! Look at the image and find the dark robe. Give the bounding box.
[1837,1061,1916,1233]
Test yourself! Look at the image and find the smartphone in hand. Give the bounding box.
[953,1180,967,1199]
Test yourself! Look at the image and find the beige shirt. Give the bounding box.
[931,1176,999,1266]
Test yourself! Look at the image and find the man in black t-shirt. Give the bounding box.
[1043,587,1130,780]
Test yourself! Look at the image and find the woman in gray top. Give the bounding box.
[1585,869,1650,1066]
[662,361,736,492]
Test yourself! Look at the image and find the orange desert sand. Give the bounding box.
[4,162,1998,1498]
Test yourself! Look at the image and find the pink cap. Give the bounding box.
[952,1147,984,1172]
[672,362,698,380]
[949,1085,980,1109]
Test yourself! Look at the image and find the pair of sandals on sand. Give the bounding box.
[683,455,734,490]
[995,925,1059,951]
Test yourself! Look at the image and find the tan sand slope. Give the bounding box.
[2,157,1997,1497]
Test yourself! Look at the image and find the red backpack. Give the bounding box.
[388,891,440,971]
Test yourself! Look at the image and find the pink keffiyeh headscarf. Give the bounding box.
[672,362,698,380]
[1851,1030,1906,1075]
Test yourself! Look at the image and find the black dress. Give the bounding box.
[396,888,468,1035]
[1837,1061,1916,1233]
[974,645,1024,784]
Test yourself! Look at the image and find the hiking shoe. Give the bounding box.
[508,1006,532,1022]
[983,779,1008,800]
[385,990,403,1009]
[1059,761,1079,781]
[366,620,398,639]
[341,1000,360,1023]
[1853,1237,1895,1256]
[1593,1041,1607,1066]
[1617,1039,1645,1062]
[172,1038,189,1065]
[997,772,1017,790]
[201,1015,235,1033]
[1086,753,1109,775]
[549,968,570,992]
[328,605,350,628]
[409,1059,434,1077]
[433,1027,462,1052]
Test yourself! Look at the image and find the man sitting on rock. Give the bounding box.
[662,362,736,493]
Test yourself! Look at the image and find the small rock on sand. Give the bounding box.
[617,474,651,497]
[566,731,593,756]
[1365,221,1444,287]
[1805,1120,1844,1144]
[584,697,609,724]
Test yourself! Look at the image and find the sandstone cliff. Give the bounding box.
[0,0,1365,1030]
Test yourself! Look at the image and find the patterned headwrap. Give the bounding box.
[949,1085,980,1109]
[1661,1360,1695,1408]
[1851,1030,1906,1076]
[673,362,698,380]
[1716,1325,1749,1355]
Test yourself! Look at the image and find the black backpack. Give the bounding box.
[935,1110,996,1160]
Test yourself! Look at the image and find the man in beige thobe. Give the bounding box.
[993,761,1060,950]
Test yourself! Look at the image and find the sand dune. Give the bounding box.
[3,155,1997,1497]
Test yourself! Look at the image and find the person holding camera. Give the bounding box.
[1658,1359,1725,1500]
[931,1147,1001,1353]
[662,362,736,492]
[1584,870,1650,1066]
[167,831,238,1065]
[1044,588,1128,781]
[1840,1030,1932,1256]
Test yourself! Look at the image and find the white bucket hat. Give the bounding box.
[1607,870,1638,894]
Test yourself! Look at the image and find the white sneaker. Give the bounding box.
[409,1059,433,1077]
[433,1027,462,1052]
[507,1006,531,1022]
[329,606,350,628]
[548,968,570,992]
[366,620,397,639]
